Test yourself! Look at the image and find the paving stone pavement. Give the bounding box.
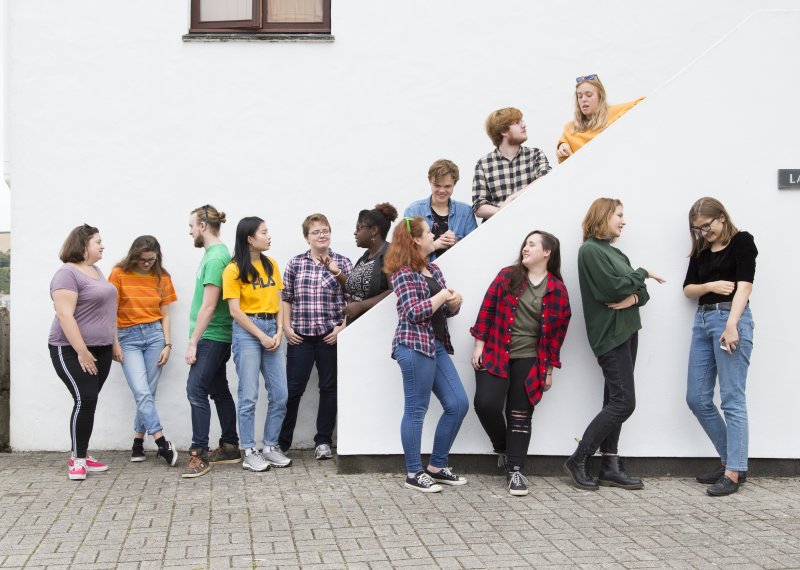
[1,451,799,569]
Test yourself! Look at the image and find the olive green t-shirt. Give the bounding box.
[189,243,233,343]
[509,277,547,358]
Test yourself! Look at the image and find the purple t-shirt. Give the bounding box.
[48,264,118,347]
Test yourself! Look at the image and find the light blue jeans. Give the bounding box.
[395,341,469,473]
[232,318,288,449]
[686,305,754,472]
[118,321,165,435]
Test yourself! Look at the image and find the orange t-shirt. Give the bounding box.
[108,267,178,328]
[557,97,645,163]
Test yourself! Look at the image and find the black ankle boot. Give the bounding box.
[564,448,598,490]
[598,455,643,489]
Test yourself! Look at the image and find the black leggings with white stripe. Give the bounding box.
[49,344,113,458]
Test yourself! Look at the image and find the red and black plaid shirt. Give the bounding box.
[470,267,571,406]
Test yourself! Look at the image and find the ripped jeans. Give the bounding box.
[473,357,536,470]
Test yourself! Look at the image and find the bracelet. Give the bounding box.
[164,344,172,349]
[332,269,342,277]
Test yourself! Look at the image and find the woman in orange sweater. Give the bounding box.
[556,75,643,163]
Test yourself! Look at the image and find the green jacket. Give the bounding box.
[577,237,649,357]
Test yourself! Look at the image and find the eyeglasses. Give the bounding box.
[690,216,719,236]
[576,74,598,83]
[138,257,157,265]
[309,229,330,237]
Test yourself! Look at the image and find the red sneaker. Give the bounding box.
[69,460,87,481]
[70,455,109,473]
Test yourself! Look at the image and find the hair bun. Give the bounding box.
[374,202,398,223]
[217,211,227,224]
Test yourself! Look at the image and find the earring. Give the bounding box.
[371,236,375,244]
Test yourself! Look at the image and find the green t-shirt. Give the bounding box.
[510,276,546,359]
[189,243,233,343]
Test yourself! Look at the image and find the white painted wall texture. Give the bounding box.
[7,1,799,456]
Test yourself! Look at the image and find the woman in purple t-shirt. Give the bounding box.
[49,224,118,481]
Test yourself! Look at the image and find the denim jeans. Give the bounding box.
[686,306,754,472]
[395,341,469,473]
[118,321,165,435]
[578,332,638,457]
[279,332,338,450]
[186,338,238,450]
[232,318,288,449]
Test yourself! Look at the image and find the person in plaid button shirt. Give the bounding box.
[472,107,552,222]
[470,231,571,497]
[384,216,469,493]
[278,213,352,461]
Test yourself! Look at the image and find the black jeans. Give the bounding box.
[473,357,536,470]
[279,332,337,450]
[49,344,113,458]
[578,332,638,456]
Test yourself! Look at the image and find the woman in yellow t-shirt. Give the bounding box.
[556,74,644,163]
[109,235,178,467]
[222,216,290,472]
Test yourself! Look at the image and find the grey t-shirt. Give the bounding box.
[48,264,118,347]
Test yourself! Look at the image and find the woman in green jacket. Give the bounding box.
[563,198,665,491]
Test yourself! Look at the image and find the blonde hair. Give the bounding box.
[688,197,738,257]
[582,198,622,242]
[428,159,460,184]
[572,77,609,133]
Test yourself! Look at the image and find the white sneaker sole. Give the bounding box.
[404,481,442,493]
[130,456,146,463]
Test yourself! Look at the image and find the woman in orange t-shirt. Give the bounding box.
[556,74,644,163]
[109,235,178,467]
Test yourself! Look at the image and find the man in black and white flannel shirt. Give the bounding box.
[472,107,552,222]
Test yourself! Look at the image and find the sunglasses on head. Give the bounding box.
[576,74,598,83]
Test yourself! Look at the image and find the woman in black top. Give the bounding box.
[683,197,757,497]
[324,203,398,324]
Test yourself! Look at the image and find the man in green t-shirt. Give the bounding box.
[181,204,240,478]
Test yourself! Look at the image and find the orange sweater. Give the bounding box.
[557,97,644,163]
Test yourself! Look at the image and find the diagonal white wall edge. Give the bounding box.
[338,10,800,458]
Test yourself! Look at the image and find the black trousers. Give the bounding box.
[49,344,113,458]
[473,357,536,470]
[578,332,638,456]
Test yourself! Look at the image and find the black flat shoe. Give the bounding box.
[696,465,747,484]
[706,475,739,496]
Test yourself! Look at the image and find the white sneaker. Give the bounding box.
[242,449,270,472]
[261,445,292,468]
[314,443,333,460]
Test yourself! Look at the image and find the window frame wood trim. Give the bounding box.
[188,0,331,34]
[190,0,261,32]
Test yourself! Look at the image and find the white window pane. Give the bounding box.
[200,0,253,22]
[268,0,323,23]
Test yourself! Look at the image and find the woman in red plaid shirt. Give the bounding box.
[384,216,469,493]
[470,230,571,496]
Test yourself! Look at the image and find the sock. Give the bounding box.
[133,437,145,445]
[407,472,418,479]
[155,436,167,449]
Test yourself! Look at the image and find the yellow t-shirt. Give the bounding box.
[557,97,645,163]
[222,257,283,314]
[108,267,178,328]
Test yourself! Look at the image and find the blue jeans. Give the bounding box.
[395,341,469,473]
[686,306,754,472]
[279,332,337,450]
[118,321,165,435]
[232,318,288,449]
[186,339,238,450]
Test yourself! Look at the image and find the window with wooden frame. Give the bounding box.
[190,0,331,34]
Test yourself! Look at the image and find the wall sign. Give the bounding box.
[778,169,800,189]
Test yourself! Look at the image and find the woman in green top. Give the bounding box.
[563,198,665,491]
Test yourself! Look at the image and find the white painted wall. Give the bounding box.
[1,0,10,229]
[8,1,799,456]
